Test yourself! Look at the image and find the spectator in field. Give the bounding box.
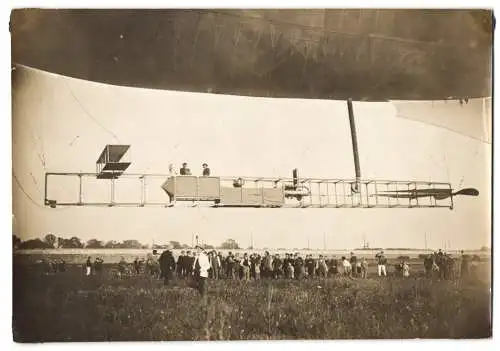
[356,261,362,276]
[283,254,291,278]
[180,163,192,176]
[94,257,103,275]
[85,256,92,276]
[375,251,387,277]
[305,254,316,278]
[317,255,328,278]
[48,260,57,274]
[424,254,433,277]
[252,254,262,280]
[432,258,440,278]
[395,260,404,276]
[234,253,243,279]
[286,260,295,279]
[241,253,251,280]
[361,257,368,279]
[403,261,410,278]
[328,257,339,276]
[349,252,358,277]
[178,251,187,277]
[176,251,184,277]
[273,254,283,279]
[133,257,141,275]
[146,253,160,279]
[193,245,211,296]
[294,253,304,280]
[226,252,236,279]
[217,252,224,278]
[159,250,176,285]
[445,254,455,280]
[57,259,66,273]
[202,163,211,176]
[436,249,445,278]
[185,251,195,276]
[210,251,221,279]
[342,256,352,277]
[118,257,127,277]
[328,257,340,276]
[263,251,273,279]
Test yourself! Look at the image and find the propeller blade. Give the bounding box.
[453,188,480,196]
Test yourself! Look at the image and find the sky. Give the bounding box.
[11,65,491,250]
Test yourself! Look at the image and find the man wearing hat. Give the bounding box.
[180,162,191,175]
[193,245,211,296]
[202,163,211,176]
[159,246,176,286]
[375,250,387,277]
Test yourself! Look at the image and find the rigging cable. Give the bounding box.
[13,171,70,211]
[63,78,121,143]
[12,171,44,208]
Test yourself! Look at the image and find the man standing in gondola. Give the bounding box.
[202,163,211,176]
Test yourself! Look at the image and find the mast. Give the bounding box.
[347,99,361,192]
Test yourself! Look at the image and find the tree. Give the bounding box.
[204,244,215,250]
[169,241,182,249]
[68,236,84,248]
[86,239,104,249]
[57,237,65,248]
[122,240,142,249]
[44,234,57,248]
[218,239,240,250]
[18,239,51,249]
[104,240,118,248]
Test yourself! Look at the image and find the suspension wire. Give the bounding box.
[63,78,121,143]
[13,170,70,211]
[12,171,44,208]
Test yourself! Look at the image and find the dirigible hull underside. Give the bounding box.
[10,9,493,101]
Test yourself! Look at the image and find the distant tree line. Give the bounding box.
[12,234,242,251]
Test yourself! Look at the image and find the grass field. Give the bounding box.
[13,257,492,342]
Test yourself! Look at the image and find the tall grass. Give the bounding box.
[13,263,491,342]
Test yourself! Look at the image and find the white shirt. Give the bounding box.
[194,252,211,278]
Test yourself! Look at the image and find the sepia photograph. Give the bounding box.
[10,7,493,342]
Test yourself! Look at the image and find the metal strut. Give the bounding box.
[347,98,361,193]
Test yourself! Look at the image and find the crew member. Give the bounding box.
[180,163,192,175]
[202,163,210,176]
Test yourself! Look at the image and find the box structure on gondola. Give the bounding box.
[96,145,131,179]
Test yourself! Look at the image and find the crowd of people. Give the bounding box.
[34,246,477,296]
[92,248,473,285]
[422,249,474,280]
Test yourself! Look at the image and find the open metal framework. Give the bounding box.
[44,172,457,209]
[42,100,479,210]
